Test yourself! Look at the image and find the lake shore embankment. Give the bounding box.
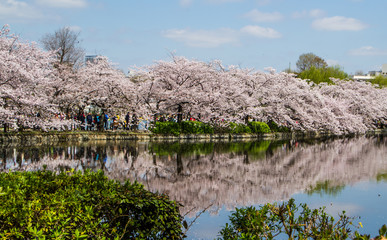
[0,129,386,147]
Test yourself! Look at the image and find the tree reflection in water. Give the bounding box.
[1,136,386,216]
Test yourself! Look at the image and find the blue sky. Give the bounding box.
[2,0,387,74]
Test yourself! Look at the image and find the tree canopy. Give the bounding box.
[1,25,387,134]
[40,27,84,68]
[296,52,327,72]
[298,65,349,84]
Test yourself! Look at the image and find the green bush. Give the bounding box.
[370,75,387,88]
[150,121,290,135]
[267,120,290,132]
[0,170,184,239]
[228,122,252,134]
[248,121,271,134]
[150,121,214,135]
[181,121,214,134]
[298,65,348,84]
[218,198,386,240]
[151,121,181,135]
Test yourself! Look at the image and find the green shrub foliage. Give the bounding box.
[228,122,252,134]
[370,75,387,88]
[217,198,386,240]
[151,121,214,135]
[151,121,181,135]
[151,121,292,135]
[248,122,271,134]
[0,170,184,239]
[298,65,348,84]
[181,121,214,134]
[267,120,290,133]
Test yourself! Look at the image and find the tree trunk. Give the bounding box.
[177,104,183,123]
[244,115,249,125]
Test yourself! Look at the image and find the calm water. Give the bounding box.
[1,136,387,239]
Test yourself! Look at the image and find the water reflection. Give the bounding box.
[1,136,386,216]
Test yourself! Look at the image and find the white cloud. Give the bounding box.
[0,0,44,20]
[292,9,325,19]
[241,25,282,39]
[36,0,87,8]
[244,9,283,22]
[309,9,325,18]
[163,28,238,47]
[349,46,387,56]
[312,16,367,31]
[309,202,362,217]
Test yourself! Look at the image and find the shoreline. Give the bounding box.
[0,129,386,147]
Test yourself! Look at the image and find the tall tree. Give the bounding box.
[76,56,136,112]
[0,25,70,131]
[41,27,84,68]
[296,53,327,72]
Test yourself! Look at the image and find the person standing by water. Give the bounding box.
[125,112,130,130]
[79,113,85,130]
[86,113,93,131]
[131,114,138,131]
[103,112,108,130]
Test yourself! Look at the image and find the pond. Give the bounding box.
[1,135,387,239]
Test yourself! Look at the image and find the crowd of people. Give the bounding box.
[52,112,145,131]
[57,112,191,131]
[78,112,145,131]
[51,111,202,132]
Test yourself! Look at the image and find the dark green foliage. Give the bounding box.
[180,121,214,134]
[370,75,387,88]
[248,122,271,134]
[151,121,181,135]
[150,121,214,135]
[298,65,348,84]
[296,53,327,72]
[218,198,355,239]
[150,121,290,135]
[353,224,387,240]
[228,122,252,134]
[267,120,290,132]
[0,170,184,239]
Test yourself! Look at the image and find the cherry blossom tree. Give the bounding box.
[134,56,254,123]
[2,26,386,134]
[76,56,137,114]
[318,79,387,132]
[134,57,387,134]
[0,25,66,131]
[135,57,221,122]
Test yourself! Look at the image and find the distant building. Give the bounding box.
[353,64,386,81]
[353,74,375,81]
[85,55,98,63]
[368,70,381,76]
[382,64,387,76]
